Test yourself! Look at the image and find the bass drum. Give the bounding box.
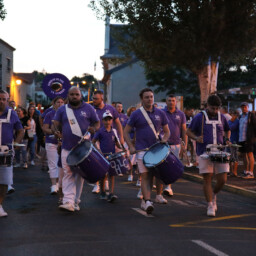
[143,143,184,184]
[107,152,130,176]
[67,140,109,183]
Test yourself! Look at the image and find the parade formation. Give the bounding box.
[1,74,255,220]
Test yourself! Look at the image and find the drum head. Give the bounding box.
[143,143,169,167]
[67,140,92,166]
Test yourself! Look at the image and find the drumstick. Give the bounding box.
[131,148,150,155]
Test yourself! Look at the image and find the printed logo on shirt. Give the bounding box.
[155,115,161,121]
[175,115,181,120]
[80,111,87,118]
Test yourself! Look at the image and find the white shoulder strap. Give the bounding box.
[112,128,122,147]
[140,106,158,139]
[65,104,83,138]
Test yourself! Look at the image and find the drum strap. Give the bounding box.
[140,107,159,140]
[0,109,12,147]
[202,110,222,145]
[112,128,121,147]
[65,105,83,138]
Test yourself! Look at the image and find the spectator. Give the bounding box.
[221,106,232,122]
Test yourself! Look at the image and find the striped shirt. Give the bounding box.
[239,113,248,142]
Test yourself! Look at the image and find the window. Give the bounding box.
[6,58,11,73]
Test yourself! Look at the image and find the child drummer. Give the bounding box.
[92,111,121,202]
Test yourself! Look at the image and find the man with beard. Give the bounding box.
[0,90,24,217]
[187,95,231,217]
[53,87,100,212]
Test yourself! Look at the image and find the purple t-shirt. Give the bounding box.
[94,127,116,154]
[1,108,23,145]
[44,110,58,144]
[127,107,168,150]
[94,104,119,127]
[163,107,186,145]
[189,111,230,155]
[118,113,128,127]
[54,103,99,150]
[41,107,53,119]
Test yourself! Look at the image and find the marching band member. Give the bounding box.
[53,87,100,212]
[124,88,170,214]
[0,90,24,217]
[42,96,65,195]
[186,95,231,217]
[163,94,187,196]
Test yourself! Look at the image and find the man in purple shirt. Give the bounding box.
[91,90,124,193]
[124,88,170,214]
[115,102,128,128]
[53,87,100,212]
[163,94,187,196]
[0,90,24,217]
[187,95,231,217]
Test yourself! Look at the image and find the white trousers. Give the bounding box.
[61,149,84,205]
[46,143,59,179]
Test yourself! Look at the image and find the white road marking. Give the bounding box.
[132,208,154,217]
[171,200,192,207]
[185,200,206,207]
[192,240,229,256]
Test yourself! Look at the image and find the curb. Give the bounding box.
[182,172,256,199]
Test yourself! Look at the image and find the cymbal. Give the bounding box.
[229,144,242,148]
[206,144,227,148]
[13,143,26,147]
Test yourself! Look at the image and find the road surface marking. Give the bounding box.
[192,240,229,256]
[171,199,192,207]
[174,193,204,198]
[170,214,256,227]
[189,225,256,231]
[132,208,154,217]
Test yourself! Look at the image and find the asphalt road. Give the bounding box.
[0,165,256,256]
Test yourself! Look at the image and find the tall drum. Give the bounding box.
[143,143,184,184]
[67,140,109,183]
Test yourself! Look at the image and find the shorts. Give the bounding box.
[239,141,254,153]
[198,156,229,174]
[136,151,149,174]
[0,166,13,185]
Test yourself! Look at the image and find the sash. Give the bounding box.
[65,104,83,138]
[202,110,222,145]
[140,106,159,140]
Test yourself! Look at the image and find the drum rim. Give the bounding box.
[67,141,93,166]
[143,142,170,168]
[107,152,126,161]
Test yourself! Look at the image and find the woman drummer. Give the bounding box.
[42,97,65,195]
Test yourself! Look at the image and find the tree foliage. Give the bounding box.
[90,0,256,73]
[0,0,6,20]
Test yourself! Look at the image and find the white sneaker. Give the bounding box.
[118,173,123,177]
[128,175,133,182]
[14,163,21,168]
[207,204,216,217]
[137,189,143,199]
[59,202,75,212]
[7,185,15,194]
[136,179,141,187]
[0,205,8,217]
[31,160,35,166]
[50,185,58,195]
[74,203,80,211]
[155,195,167,204]
[23,163,28,169]
[92,184,100,194]
[141,200,154,214]
[105,179,109,191]
[163,187,174,196]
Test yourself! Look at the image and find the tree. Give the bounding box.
[0,0,6,20]
[90,0,256,106]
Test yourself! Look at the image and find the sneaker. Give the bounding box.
[74,203,80,211]
[92,184,100,194]
[100,192,107,200]
[136,179,141,187]
[152,184,156,189]
[107,193,118,203]
[50,185,58,195]
[155,195,167,204]
[31,160,35,166]
[207,204,215,217]
[0,205,8,217]
[118,173,123,177]
[128,175,133,182]
[13,163,21,168]
[242,173,254,179]
[105,180,109,191]
[59,202,74,212]
[7,185,15,194]
[163,187,174,197]
[141,200,154,214]
[137,189,143,199]
[23,163,28,169]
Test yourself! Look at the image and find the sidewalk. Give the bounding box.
[183,165,256,199]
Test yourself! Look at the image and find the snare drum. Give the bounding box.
[0,152,13,166]
[209,152,230,163]
[143,143,184,184]
[107,152,131,176]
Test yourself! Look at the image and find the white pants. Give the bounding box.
[61,149,84,205]
[46,143,59,179]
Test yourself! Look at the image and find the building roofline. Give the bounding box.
[0,39,16,51]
